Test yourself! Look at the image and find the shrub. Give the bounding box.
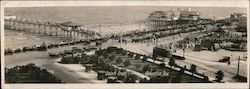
[135,64,141,69]
[123,60,131,67]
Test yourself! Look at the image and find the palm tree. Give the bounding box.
[215,70,224,82]
[190,64,197,77]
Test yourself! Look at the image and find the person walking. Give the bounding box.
[227,60,231,66]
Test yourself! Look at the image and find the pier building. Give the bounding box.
[146,8,201,31]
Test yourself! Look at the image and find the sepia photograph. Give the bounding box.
[1,0,249,89]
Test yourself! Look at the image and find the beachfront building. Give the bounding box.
[146,8,200,31]
[231,13,247,32]
[179,8,200,20]
[230,13,247,22]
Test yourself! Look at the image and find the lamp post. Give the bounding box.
[99,25,101,34]
[120,32,123,48]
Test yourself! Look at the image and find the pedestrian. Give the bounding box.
[227,60,231,66]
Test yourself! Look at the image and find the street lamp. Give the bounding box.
[120,32,123,48]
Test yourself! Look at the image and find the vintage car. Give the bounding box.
[219,56,230,62]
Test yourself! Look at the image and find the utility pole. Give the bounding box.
[236,56,240,76]
[99,25,101,35]
[139,22,141,30]
[120,32,123,48]
[213,16,216,29]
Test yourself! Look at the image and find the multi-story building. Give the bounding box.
[147,8,200,31]
[179,8,200,20]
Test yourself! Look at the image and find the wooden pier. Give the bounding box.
[4,18,97,41]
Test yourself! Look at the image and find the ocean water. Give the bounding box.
[5,6,247,25]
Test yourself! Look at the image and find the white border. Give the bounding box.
[1,1,249,89]
[1,1,249,7]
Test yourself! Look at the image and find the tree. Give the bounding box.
[135,54,141,60]
[135,64,142,69]
[121,51,127,56]
[142,64,151,73]
[128,52,134,58]
[168,58,175,68]
[215,70,224,82]
[90,55,99,64]
[190,64,197,77]
[142,56,147,62]
[109,55,116,62]
[124,73,138,83]
[179,67,185,75]
[103,53,109,59]
[123,60,131,67]
[203,76,209,82]
[116,57,123,64]
[159,63,165,68]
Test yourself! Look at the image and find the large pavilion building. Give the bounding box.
[146,8,200,31]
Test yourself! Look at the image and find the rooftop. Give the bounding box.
[60,21,82,27]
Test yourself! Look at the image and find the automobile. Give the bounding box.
[219,56,230,62]
[5,48,14,55]
[14,48,22,53]
[22,47,30,52]
[64,50,73,54]
[48,52,59,57]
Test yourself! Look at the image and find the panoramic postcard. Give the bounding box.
[1,1,249,89]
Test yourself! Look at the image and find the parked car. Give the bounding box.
[219,56,230,62]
